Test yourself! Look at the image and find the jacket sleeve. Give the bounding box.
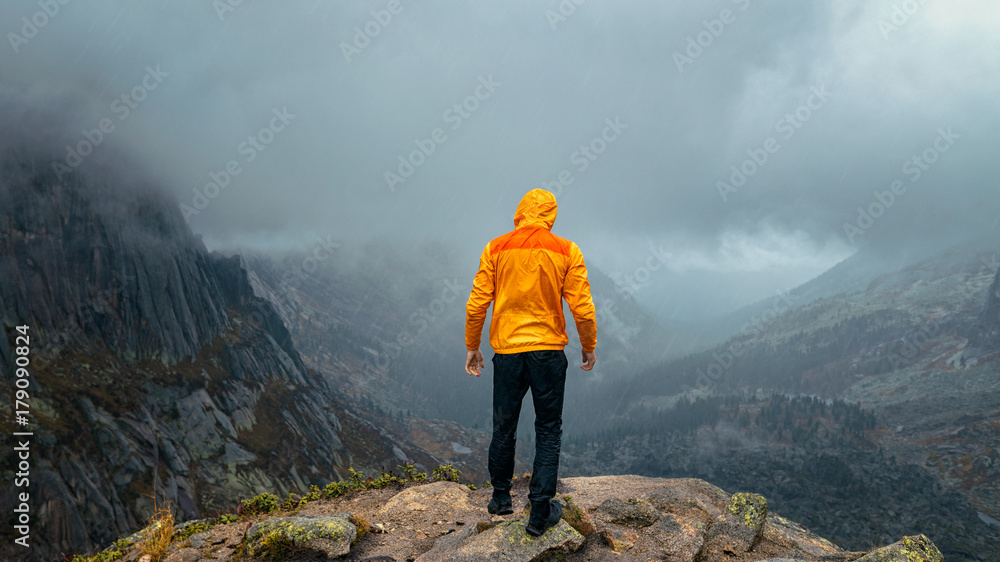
[465,243,495,350]
[563,242,597,352]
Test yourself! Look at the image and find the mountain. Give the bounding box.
[584,238,1000,559]
[0,149,441,561]
[705,241,967,347]
[238,240,678,443]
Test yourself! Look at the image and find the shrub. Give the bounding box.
[241,493,280,515]
[432,464,462,483]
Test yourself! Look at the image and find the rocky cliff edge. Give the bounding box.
[77,474,943,562]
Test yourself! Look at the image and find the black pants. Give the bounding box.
[489,349,568,507]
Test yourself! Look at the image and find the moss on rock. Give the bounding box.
[856,534,944,562]
[727,492,768,527]
[245,514,357,559]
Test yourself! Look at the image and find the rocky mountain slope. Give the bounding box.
[0,150,441,561]
[238,240,677,446]
[560,393,1000,559]
[594,239,1000,559]
[77,474,944,562]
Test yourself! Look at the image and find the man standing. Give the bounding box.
[465,188,597,537]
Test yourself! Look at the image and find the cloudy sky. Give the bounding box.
[3,0,998,319]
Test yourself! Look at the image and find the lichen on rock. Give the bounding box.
[245,513,357,559]
[701,491,769,557]
[855,534,944,562]
[727,492,769,527]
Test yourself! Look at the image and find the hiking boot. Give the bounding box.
[525,499,562,537]
[487,493,514,515]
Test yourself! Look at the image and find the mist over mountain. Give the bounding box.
[3,2,1000,561]
[0,146,462,562]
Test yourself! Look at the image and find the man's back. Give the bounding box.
[465,189,596,355]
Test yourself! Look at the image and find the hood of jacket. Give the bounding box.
[513,189,558,230]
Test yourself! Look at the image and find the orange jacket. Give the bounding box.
[466,189,597,354]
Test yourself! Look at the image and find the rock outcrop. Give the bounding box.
[94,475,944,562]
[245,514,357,558]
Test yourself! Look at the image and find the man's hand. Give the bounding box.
[581,350,596,371]
[466,349,485,377]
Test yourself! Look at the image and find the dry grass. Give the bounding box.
[349,513,372,545]
[137,503,175,562]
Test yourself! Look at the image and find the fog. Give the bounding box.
[3,0,998,321]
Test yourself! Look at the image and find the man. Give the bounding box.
[465,188,597,537]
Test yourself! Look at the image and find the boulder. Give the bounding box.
[597,497,661,528]
[702,492,768,557]
[183,531,210,549]
[416,516,584,562]
[162,548,200,562]
[855,534,944,561]
[762,513,844,558]
[378,481,476,517]
[649,511,708,561]
[245,514,357,559]
[599,528,637,552]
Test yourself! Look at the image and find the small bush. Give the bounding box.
[303,485,322,501]
[241,493,280,515]
[281,493,307,510]
[432,464,462,483]
[175,519,213,541]
[399,462,428,482]
[324,480,349,499]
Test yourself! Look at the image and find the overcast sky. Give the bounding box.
[3,0,998,319]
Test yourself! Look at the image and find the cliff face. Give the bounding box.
[0,153,353,561]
